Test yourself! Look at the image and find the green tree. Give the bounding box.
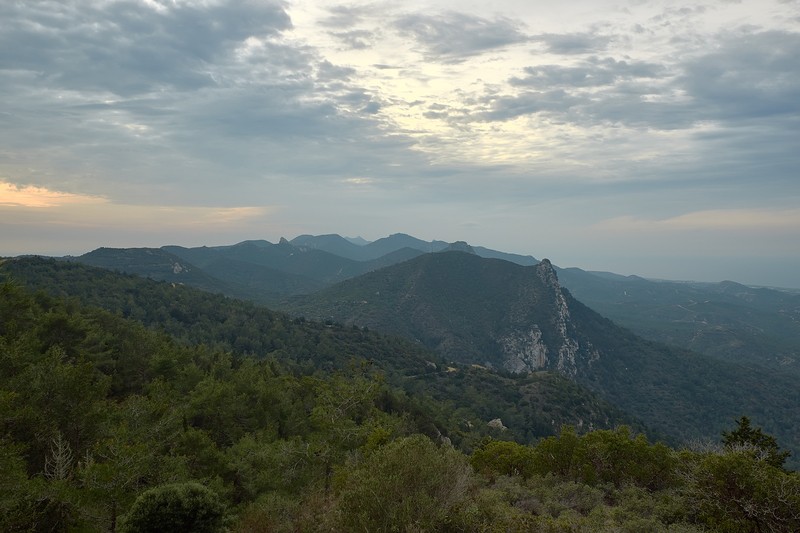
[722,416,790,469]
[470,439,537,479]
[120,482,227,533]
[687,449,800,532]
[333,435,473,531]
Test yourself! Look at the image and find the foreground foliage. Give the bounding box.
[2,277,798,532]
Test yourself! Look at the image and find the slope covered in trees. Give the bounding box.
[2,272,798,532]
[1,257,640,446]
[284,251,800,462]
[557,268,800,376]
[68,235,800,381]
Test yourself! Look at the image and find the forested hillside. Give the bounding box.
[2,268,799,531]
[285,251,800,463]
[557,268,800,376]
[1,256,640,445]
[69,235,800,383]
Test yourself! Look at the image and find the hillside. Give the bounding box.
[285,251,800,461]
[557,267,800,376]
[0,256,641,446]
[4,273,797,531]
[68,234,799,380]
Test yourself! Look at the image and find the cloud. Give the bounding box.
[0,181,106,208]
[471,90,582,122]
[680,30,800,122]
[320,5,370,29]
[595,208,800,233]
[0,180,272,226]
[445,25,799,143]
[0,0,798,287]
[510,57,665,88]
[533,33,613,55]
[0,0,292,96]
[394,11,529,62]
[330,29,378,50]
[0,0,441,205]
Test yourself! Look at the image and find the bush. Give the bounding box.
[471,440,537,479]
[333,435,473,531]
[120,482,227,533]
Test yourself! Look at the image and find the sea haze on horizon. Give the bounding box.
[1,0,798,289]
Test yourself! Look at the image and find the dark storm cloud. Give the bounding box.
[394,12,529,62]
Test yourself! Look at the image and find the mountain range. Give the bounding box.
[283,250,799,455]
[68,233,800,378]
[15,232,799,464]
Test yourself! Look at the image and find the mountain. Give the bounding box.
[0,255,641,446]
[556,267,800,376]
[362,233,451,259]
[288,253,581,373]
[472,245,538,266]
[70,234,797,380]
[344,235,370,246]
[292,233,539,267]
[290,233,371,261]
[285,251,800,460]
[73,235,536,307]
[75,247,231,295]
[72,234,800,376]
[76,239,427,306]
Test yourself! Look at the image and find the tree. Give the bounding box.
[333,435,473,531]
[688,449,800,532]
[119,482,227,533]
[471,439,537,479]
[722,416,790,469]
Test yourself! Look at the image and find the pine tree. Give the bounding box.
[722,416,790,469]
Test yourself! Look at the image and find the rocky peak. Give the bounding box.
[500,257,600,376]
[534,258,559,289]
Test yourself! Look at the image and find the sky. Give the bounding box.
[1,0,799,288]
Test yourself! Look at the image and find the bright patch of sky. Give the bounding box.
[1,0,798,287]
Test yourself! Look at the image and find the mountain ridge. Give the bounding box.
[55,233,800,381]
[284,250,800,460]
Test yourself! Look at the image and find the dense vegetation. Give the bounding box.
[70,235,800,381]
[557,269,800,377]
[3,276,799,532]
[284,252,800,463]
[1,257,639,447]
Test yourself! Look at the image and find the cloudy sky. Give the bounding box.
[1,0,799,287]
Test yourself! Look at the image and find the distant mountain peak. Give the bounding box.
[344,236,370,246]
[440,241,475,254]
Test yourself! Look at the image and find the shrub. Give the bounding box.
[120,482,227,533]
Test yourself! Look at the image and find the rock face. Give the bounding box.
[487,418,507,431]
[498,259,599,376]
[500,327,548,373]
[287,251,600,377]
